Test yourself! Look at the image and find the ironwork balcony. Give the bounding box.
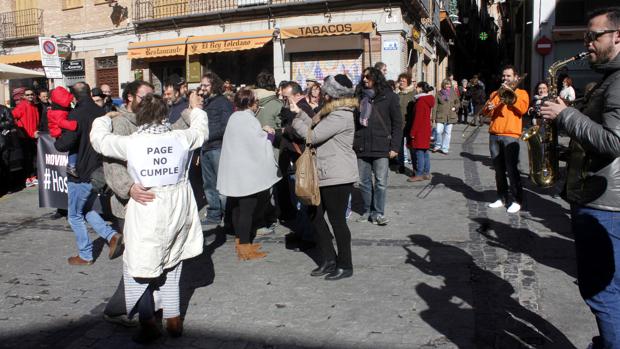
[0,8,43,41]
[133,0,306,22]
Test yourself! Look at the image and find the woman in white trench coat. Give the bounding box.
[90,92,208,343]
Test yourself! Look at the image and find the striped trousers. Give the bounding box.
[124,261,183,320]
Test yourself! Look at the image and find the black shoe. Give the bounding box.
[310,260,337,277]
[325,268,353,280]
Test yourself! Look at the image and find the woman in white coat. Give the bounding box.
[90,92,208,343]
[217,88,280,260]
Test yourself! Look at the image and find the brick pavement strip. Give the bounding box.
[0,124,594,348]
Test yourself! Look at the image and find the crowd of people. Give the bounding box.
[0,5,618,347]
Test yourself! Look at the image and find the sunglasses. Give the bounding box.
[24,93,34,96]
[584,29,618,42]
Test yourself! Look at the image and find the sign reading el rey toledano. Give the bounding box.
[127,136,189,188]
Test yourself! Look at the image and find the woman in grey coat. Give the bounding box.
[292,75,359,280]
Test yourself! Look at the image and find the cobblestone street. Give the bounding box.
[0,124,596,348]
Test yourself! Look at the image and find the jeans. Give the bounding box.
[414,149,430,176]
[572,205,620,349]
[489,134,522,204]
[67,181,116,261]
[200,148,226,223]
[309,183,353,269]
[434,123,453,153]
[397,137,410,167]
[357,157,389,218]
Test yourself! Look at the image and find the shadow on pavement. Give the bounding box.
[460,151,493,168]
[404,234,577,349]
[429,172,496,202]
[473,217,576,278]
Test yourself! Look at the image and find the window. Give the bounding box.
[555,0,619,26]
[62,0,83,10]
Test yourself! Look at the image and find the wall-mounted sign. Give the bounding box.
[383,40,399,51]
[43,66,63,79]
[39,37,61,69]
[57,44,72,60]
[61,59,85,73]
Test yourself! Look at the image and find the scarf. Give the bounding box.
[440,89,451,102]
[136,121,172,134]
[359,89,375,127]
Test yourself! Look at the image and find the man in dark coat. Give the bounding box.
[354,67,402,226]
[200,71,233,226]
[54,82,122,265]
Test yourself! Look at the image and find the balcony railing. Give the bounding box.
[134,0,306,22]
[0,8,43,41]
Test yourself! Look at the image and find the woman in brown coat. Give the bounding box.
[432,79,460,154]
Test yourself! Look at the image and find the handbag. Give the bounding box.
[294,127,321,206]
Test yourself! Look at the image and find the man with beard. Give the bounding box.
[163,80,189,124]
[540,7,620,348]
[100,84,116,112]
[199,71,233,227]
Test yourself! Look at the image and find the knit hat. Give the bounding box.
[321,75,355,99]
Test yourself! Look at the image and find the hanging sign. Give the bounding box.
[38,37,61,67]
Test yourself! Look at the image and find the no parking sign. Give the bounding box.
[38,36,62,78]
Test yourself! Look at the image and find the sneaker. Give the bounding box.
[488,199,504,209]
[507,202,521,214]
[372,215,389,226]
[356,213,370,223]
[30,176,38,185]
[25,178,33,187]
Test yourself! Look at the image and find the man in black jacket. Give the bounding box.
[354,67,402,226]
[54,82,122,265]
[200,72,233,226]
[541,7,620,348]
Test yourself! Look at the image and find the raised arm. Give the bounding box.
[178,107,209,150]
[89,115,131,160]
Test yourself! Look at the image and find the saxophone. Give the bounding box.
[520,52,589,187]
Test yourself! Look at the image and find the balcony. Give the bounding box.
[0,8,43,41]
[133,0,307,23]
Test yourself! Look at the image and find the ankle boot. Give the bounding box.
[166,316,183,338]
[132,318,161,344]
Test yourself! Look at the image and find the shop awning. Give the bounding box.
[280,21,375,39]
[0,51,41,64]
[128,38,187,59]
[187,30,274,55]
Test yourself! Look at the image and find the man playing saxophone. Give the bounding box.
[483,65,529,214]
[540,7,620,349]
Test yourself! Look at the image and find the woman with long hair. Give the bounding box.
[217,88,281,260]
[291,75,359,280]
[432,79,460,154]
[306,82,323,113]
[90,92,208,343]
[407,81,435,182]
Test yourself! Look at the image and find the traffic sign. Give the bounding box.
[38,37,61,68]
[535,36,553,56]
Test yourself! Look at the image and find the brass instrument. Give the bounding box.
[497,74,527,106]
[520,51,590,187]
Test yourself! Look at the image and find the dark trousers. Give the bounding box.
[104,217,126,317]
[230,190,270,244]
[136,285,155,321]
[489,134,523,204]
[309,183,354,269]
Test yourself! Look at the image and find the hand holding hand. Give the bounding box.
[539,97,567,121]
[129,183,155,205]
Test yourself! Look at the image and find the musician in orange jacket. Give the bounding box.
[482,65,529,214]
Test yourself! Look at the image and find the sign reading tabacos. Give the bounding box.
[280,21,374,39]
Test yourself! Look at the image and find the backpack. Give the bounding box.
[294,127,321,206]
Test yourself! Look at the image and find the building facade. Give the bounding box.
[0,0,456,103]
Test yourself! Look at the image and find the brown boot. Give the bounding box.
[166,316,183,338]
[132,318,161,344]
[248,243,267,259]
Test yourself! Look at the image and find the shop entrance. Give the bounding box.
[149,59,185,94]
[202,42,273,86]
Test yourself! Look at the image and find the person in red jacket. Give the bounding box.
[48,86,78,176]
[12,87,40,186]
[407,81,435,182]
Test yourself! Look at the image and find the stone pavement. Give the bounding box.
[0,124,596,349]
